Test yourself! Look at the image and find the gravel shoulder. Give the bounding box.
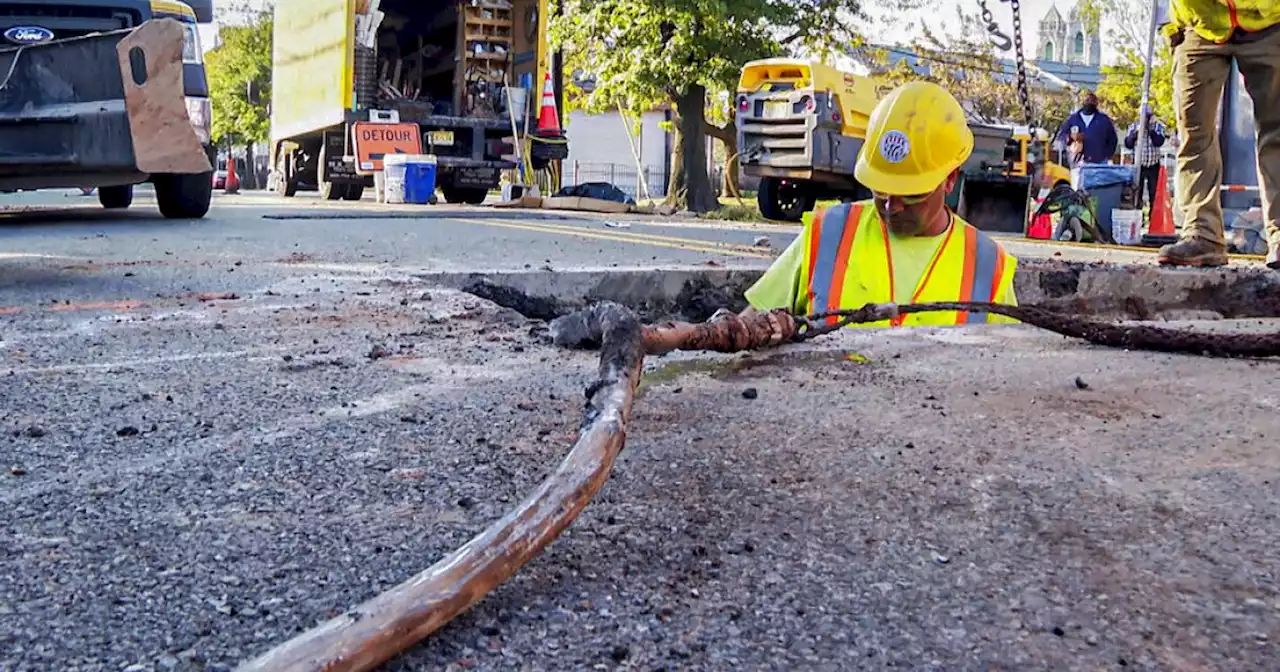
[3,275,1279,671]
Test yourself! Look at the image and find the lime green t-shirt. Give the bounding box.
[743,223,1019,314]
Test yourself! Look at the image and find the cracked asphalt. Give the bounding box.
[3,192,1279,671]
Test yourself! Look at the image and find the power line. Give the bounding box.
[863,44,1152,83]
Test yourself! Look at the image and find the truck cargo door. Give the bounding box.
[271,0,355,143]
[510,0,546,107]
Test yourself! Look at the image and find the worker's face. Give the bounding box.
[1082,94,1098,114]
[873,172,958,236]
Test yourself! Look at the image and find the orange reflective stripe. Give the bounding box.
[823,204,863,325]
[954,226,979,325]
[991,248,1007,301]
[886,216,957,326]
[1226,0,1240,29]
[805,208,826,311]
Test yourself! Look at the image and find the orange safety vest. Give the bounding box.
[797,201,1017,327]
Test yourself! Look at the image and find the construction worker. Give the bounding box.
[744,81,1018,327]
[1157,0,1280,269]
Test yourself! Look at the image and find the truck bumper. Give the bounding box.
[736,91,862,187]
[0,19,211,191]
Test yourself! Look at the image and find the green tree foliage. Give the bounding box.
[205,8,272,147]
[862,8,1075,128]
[1089,0,1174,129]
[551,0,869,212]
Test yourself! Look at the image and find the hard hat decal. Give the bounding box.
[879,130,910,164]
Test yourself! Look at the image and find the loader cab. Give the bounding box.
[736,58,882,221]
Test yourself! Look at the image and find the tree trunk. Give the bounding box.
[244,142,258,190]
[670,84,718,213]
[663,125,684,209]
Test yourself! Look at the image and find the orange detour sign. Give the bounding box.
[351,122,423,173]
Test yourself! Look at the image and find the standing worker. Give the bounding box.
[1124,104,1168,208]
[744,81,1019,327]
[1156,1,1280,269]
[1055,92,1119,167]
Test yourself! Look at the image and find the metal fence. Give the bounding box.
[569,161,668,201]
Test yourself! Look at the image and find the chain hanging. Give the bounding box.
[975,0,1037,132]
[976,0,1044,215]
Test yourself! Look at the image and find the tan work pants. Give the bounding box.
[1173,25,1280,249]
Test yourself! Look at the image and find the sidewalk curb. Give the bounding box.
[417,261,1280,322]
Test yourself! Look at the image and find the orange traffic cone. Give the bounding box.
[1143,164,1176,245]
[534,72,561,137]
[224,157,240,195]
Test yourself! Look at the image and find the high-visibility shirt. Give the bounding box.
[744,201,1019,327]
[1168,0,1280,43]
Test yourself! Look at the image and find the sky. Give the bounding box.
[198,0,1141,66]
[862,0,1125,65]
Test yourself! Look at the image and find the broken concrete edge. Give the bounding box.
[415,259,1280,324]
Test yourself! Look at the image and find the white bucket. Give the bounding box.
[383,154,409,204]
[1111,208,1143,246]
[507,87,529,120]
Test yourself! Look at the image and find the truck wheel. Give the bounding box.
[275,151,298,197]
[99,185,133,209]
[320,180,346,200]
[154,172,213,219]
[342,185,365,201]
[757,177,812,222]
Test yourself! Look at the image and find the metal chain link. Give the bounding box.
[976,0,1037,132]
[976,0,1045,204]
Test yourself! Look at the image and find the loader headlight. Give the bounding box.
[185,96,211,144]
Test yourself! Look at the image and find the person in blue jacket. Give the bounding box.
[1055,92,1119,166]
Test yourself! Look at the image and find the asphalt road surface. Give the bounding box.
[5,190,1278,671]
[1,189,787,311]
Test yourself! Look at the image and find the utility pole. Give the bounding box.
[1133,0,1163,184]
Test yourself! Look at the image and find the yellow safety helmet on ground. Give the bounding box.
[854,81,974,196]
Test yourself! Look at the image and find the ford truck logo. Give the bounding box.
[4,26,55,45]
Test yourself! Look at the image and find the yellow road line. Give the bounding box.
[462,217,774,256]
[454,217,774,259]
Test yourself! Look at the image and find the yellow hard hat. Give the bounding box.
[854,81,974,196]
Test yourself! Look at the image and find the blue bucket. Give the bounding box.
[403,154,437,205]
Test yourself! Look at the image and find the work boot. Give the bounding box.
[1157,237,1228,268]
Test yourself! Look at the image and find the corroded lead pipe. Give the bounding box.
[236,305,803,672]
[236,303,644,672]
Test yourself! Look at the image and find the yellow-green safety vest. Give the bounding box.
[798,201,1018,328]
[1168,0,1280,43]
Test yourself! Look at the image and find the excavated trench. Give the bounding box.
[446,260,1280,324]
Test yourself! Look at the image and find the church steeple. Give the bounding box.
[1037,1,1100,66]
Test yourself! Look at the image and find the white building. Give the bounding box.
[562,106,674,200]
[1037,2,1103,68]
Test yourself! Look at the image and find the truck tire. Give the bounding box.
[758,177,812,222]
[443,186,487,205]
[98,185,133,209]
[275,150,298,197]
[320,180,346,200]
[342,185,364,201]
[317,143,346,200]
[154,172,213,219]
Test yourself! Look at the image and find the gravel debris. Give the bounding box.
[3,280,1278,671]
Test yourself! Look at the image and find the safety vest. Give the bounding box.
[1169,0,1280,43]
[797,201,1017,327]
